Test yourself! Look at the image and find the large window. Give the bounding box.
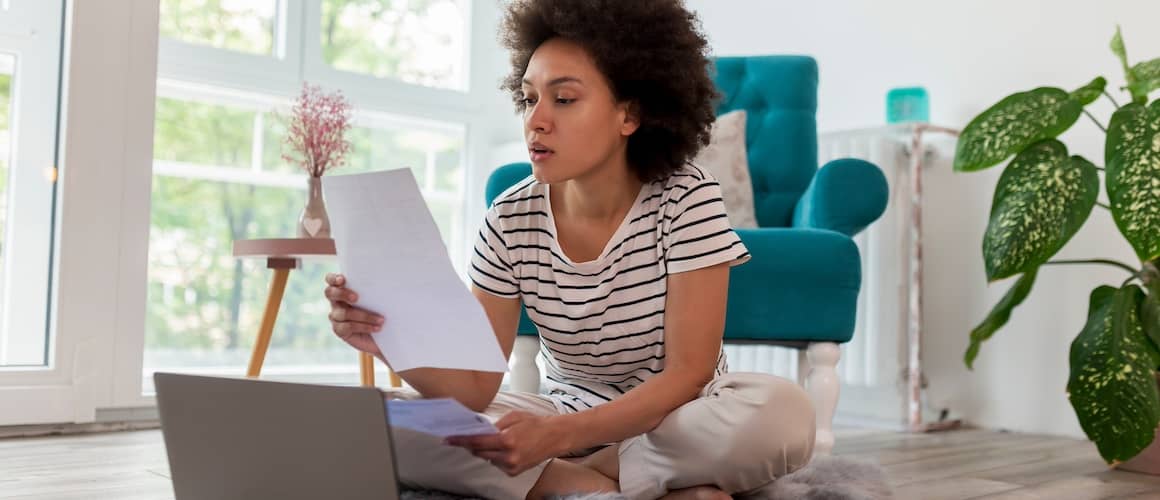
[144,0,472,392]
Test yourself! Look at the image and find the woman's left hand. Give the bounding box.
[445,411,570,476]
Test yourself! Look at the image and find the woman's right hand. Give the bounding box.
[325,273,386,358]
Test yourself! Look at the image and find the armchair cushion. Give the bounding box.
[725,227,861,344]
[791,158,889,237]
[693,110,758,229]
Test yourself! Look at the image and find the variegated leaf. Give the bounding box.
[983,140,1099,281]
[965,268,1038,369]
[1105,101,1160,262]
[1112,25,1132,77]
[1071,77,1107,106]
[1068,285,1160,465]
[1111,26,1141,102]
[1129,59,1160,105]
[1141,281,1160,367]
[954,88,1084,172]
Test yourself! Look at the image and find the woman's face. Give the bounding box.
[520,38,639,184]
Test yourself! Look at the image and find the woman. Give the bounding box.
[324,1,815,498]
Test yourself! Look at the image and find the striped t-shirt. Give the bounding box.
[468,164,751,412]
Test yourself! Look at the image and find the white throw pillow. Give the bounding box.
[693,110,759,229]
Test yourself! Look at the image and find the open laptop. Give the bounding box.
[154,372,401,500]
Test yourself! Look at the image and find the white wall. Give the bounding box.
[683,0,1158,438]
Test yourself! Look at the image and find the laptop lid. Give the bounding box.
[154,372,400,500]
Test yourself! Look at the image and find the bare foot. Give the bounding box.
[658,486,731,500]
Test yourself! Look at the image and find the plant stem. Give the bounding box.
[1103,90,1121,109]
[1143,260,1159,286]
[1083,110,1107,132]
[1043,258,1139,275]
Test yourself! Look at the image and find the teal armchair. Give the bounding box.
[485,56,888,455]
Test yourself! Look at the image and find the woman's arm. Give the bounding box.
[327,271,519,412]
[392,286,520,411]
[556,261,730,450]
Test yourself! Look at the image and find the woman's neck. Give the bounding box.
[552,158,643,224]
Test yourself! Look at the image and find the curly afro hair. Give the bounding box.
[499,0,719,183]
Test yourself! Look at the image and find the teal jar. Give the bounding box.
[886,87,929,123]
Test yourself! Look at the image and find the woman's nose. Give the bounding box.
[526,103,552,134]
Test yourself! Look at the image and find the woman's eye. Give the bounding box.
[520,96,572,106]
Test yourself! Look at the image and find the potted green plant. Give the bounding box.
[956,26,1160,470]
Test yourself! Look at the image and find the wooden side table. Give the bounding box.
[232,238,401,388]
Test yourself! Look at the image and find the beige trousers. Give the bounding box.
[387,372,815,500]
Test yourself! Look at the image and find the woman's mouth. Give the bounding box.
[529,145,554,162]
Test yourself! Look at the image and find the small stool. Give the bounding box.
[233,238,401,388]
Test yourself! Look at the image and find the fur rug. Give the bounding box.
[401,456,893,500]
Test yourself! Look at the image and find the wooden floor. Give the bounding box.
[2,426,1160,499]
[832,427,1160,499]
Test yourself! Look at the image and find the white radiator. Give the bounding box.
[724,127,912,426]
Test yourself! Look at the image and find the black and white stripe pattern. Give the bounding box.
[469,164,750,411]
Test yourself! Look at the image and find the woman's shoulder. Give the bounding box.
[489,175,546,213]
[485,175,548,231]
[657,163,721,202]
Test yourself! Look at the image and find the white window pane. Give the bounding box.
[144,96,467,392]
[159,0,279,56]
[154,97,258,169]
[320,0,468,90]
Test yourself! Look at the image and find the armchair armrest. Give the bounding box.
[727,227,862,343]
[791,158,888,236]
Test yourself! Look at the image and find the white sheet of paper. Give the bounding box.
[322,168,508,373]
[386,398,499,438]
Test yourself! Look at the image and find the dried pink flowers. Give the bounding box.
[281,83,353,177]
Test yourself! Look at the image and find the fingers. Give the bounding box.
[323,273,361,306]
[324,274,387,357]
[339,331,381,355]
[446,434,509,452]
[494,411,532,430]
[331,318,380,338]
[471,451,529,476]
[328,306,384,327]
[446,434,533,476]
[472,450,508,463]
[324,284,357,304]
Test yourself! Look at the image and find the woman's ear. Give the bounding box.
[619,100,641,137]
